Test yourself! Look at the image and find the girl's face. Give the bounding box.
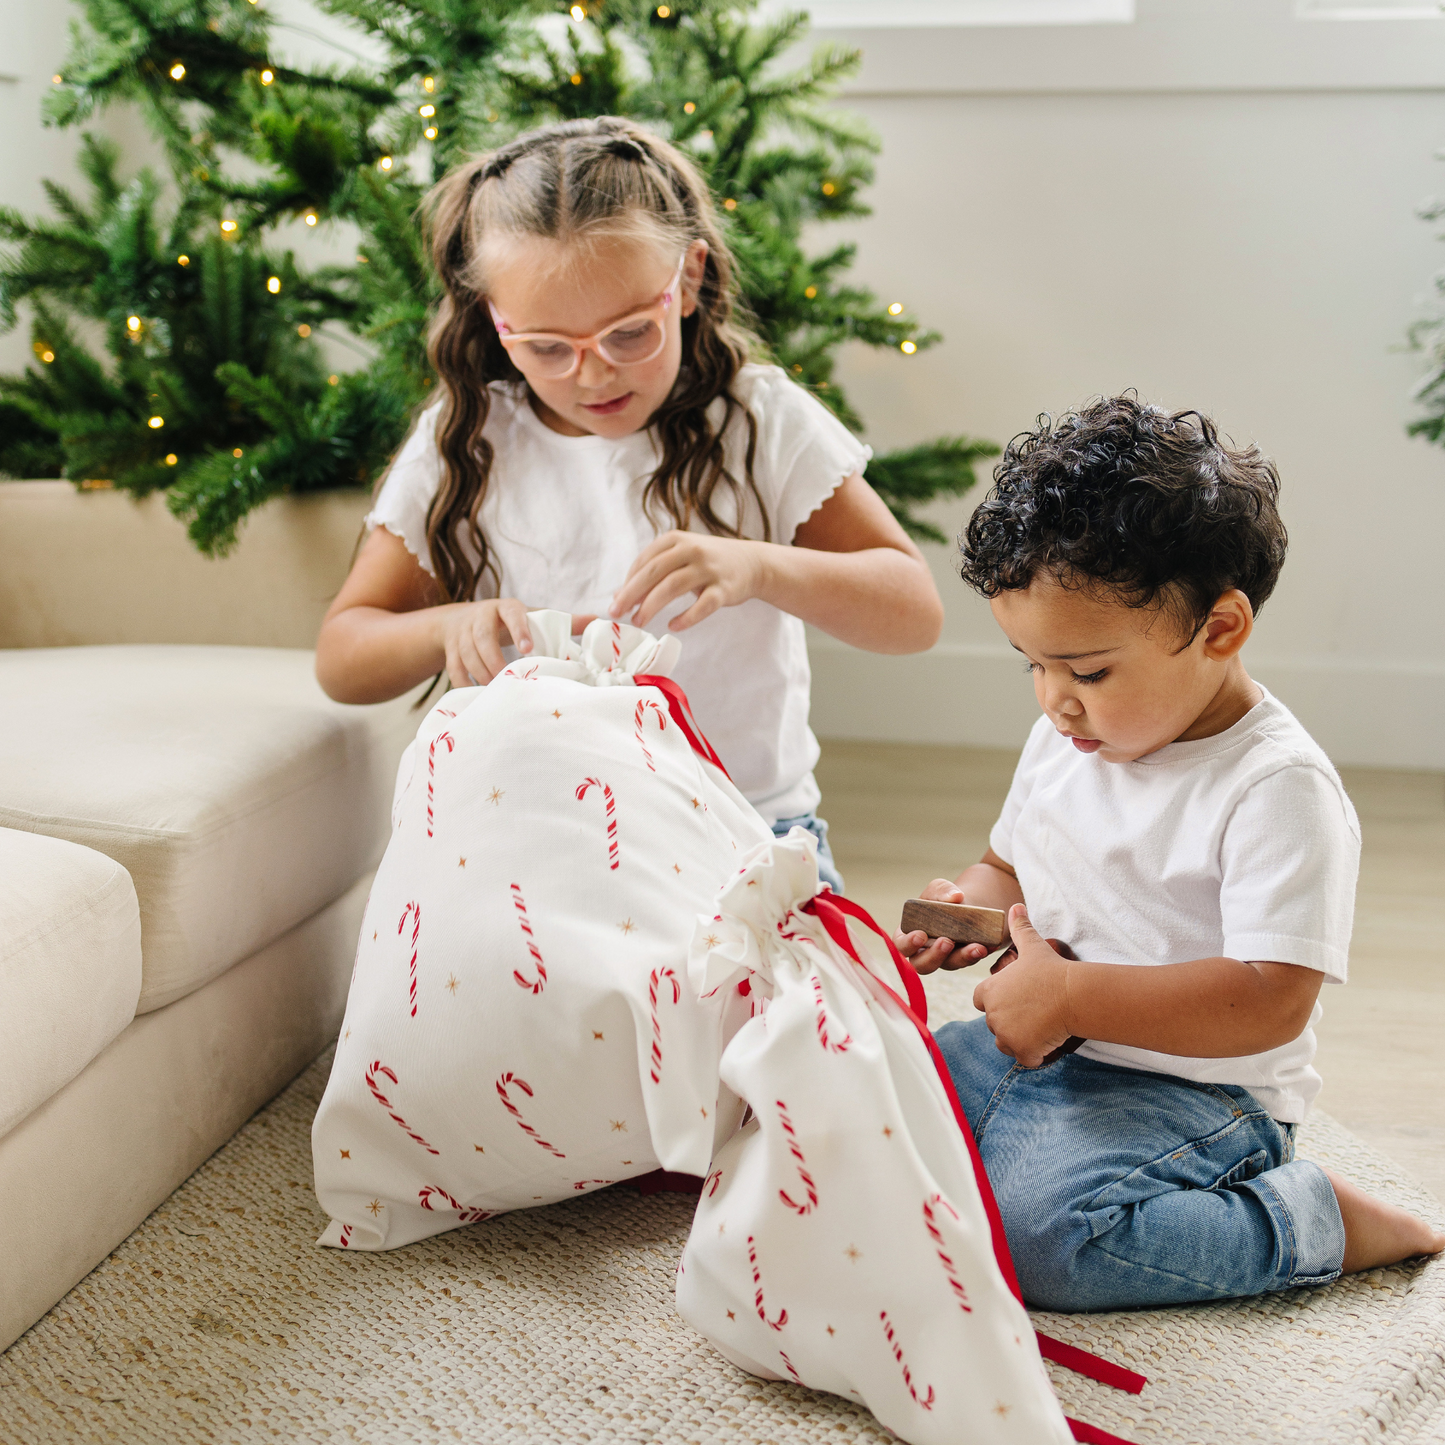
[484,234,707,439]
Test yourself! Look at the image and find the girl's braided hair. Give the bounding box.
[418,116,765,603]
[959,394,1288,642]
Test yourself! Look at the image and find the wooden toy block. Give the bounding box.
[899,898,1009,950]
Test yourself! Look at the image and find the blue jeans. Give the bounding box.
[934,1015,1345,1312]
[771,813,844,894]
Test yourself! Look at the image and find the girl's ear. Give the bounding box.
[679,239,709,318]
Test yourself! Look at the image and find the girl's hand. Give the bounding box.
[611,531,768,631]
[435,598,538,688]
[971,905,1075,1067]
[893,879,1001,976]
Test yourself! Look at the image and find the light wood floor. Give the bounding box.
[815,740,1445,1204]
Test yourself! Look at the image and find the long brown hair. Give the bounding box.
[420,116,766,603]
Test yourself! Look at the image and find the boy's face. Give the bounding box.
[991,575,1251,763]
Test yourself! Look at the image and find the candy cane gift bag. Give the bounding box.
[312,611,772,1250]
[678,831,1144,1445]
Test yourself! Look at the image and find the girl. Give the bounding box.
[316,117,943,887]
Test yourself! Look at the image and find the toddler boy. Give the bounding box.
[896,395,1444,1311]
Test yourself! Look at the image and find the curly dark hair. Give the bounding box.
[959,394,1287,641]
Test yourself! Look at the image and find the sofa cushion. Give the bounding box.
[0,646,420,1012]
[0,827,142,1138]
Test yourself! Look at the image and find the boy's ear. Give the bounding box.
[1201,588,1254,660]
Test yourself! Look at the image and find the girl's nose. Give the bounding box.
[575,345,616,389]
[1039,675,1083,718]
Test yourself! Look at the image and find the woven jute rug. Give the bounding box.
[2,1012,1442,1444]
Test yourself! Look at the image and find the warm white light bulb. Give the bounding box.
[148,415,165,429]
[888,302,903,315]
[267,276,281,294]
[127,315,141,331]
[260,69,274,85]
[169,62,186,81]
[900,340,917,354]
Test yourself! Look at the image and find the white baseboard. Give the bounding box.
[807,639,1445,771]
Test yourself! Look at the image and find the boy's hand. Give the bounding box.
[893,879,1003,975]
[972,905,1075,1067]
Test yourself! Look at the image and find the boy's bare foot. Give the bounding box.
[1324,1167,1445,1273]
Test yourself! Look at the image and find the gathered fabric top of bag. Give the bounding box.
[505,610,683,686]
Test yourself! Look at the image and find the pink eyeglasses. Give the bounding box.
[487,254,687,379]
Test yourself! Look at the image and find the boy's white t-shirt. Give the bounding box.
[367,364,870,824]
[989,690,1360,1122]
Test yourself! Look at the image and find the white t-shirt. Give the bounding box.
[989,690,1361,1122]
[367,364,870,823]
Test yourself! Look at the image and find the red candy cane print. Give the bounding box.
[426,732,454,837]
[572,1179,615,1191]
[811,975,852,1053]
[747,1235,788,1331]
[495,1072,567,1158]
[634,697,668,771]
[338,1224,352,1248]
[880,1310,935,1410]
[510,884,547,994]
[609,620,622,671]
[704,1167,723,1197]
[365,1061,439,1155]
[775,1101,818,1215]
[779,1352,803,1385]
[922,1193,973,1313]
[575,777,619,870]
[648,966,681,1084]
[417,1185,496,1224]
[397,901,421,1017]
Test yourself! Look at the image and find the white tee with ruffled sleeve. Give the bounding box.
[367,363,871,824]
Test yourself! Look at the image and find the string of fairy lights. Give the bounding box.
[37,10,919,472]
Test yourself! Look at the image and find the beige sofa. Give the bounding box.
[0,482,420,1350]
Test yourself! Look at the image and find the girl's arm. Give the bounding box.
[315,526,549,704]
[610,473,944,654]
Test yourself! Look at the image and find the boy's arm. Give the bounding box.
[896,849,1025,974]
[976,904,1325,1068]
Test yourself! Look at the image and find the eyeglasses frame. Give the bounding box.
[487,253,690,379]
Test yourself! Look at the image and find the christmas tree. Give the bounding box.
[0,0,996,555]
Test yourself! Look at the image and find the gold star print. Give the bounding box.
[617,918,635,935]
[726,1309,735,1321]
[474,1144,485,1153]
[993,1403,1011,1419]
[458,856,466,868]
[552,709,562,720]
[673,863,682,874]
[690,796,700,810]
[826,1325,835,1336]
[882,1126,893,1139]
[700,1106,708,1118]
[621,1160,632,1166]
[446,974,460,994]
[339,1149,350,1159]
[344,1029,351,1042]
[703,934,721,949]
[843,1245,861,1263]
[593,1030,604,1040]
[610,1120,628,1133]
[367,1199,384,1217]
[718,1222,726,1236]
[487,787,504,805]
[372,931,377,941]
[747,878,758,887]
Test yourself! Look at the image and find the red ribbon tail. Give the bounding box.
[1068,1417,1141,1445]
[1038,1331,1147,1395]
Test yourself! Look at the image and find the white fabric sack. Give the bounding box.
[312,611,772,1249]
[679,831,1129,1445]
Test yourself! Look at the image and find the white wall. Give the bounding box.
[804,0,1445,769]
[2,0,1442,767]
